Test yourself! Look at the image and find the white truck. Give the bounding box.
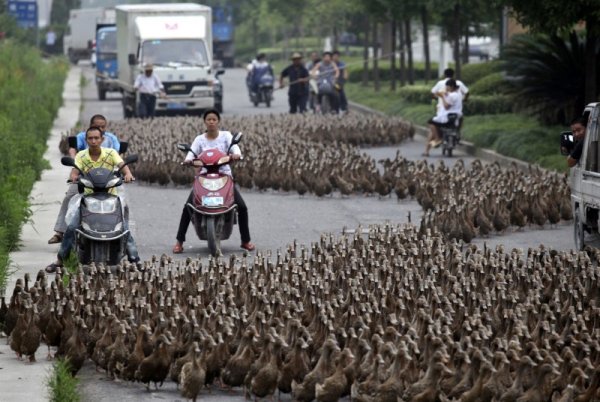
[115,3,215,117]
[563,103,600,250]
[64,8,112,64]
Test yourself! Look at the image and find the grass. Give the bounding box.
[47,359,81,402]
[62,251,79,286]
[345,81,567,172]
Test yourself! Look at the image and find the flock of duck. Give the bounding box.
[2,223,599,401]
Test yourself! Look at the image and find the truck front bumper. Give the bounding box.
[156,97,215,112]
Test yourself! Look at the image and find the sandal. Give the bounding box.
[45,263,62,273]
[172,242,184,254]
[47,233,63,244]
[240,242,256,251]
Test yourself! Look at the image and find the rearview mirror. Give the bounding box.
[61,156,76,167]
[560,131,574,156]
[231,132,243,145]
[177,143,191,153]
[123,154,138,165]
[128,53,137,66]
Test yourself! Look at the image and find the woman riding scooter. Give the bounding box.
[172,109,255,253]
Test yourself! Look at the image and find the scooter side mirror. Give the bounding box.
[123,154,139,165]
[231,132,243,145]
[177,143,192,153]
[61,156,76,167]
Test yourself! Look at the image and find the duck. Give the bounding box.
[221,326,258,388]
[106,324,129,379]
[250,335,288,400]
[315,347,355,402]
[63,317,88,376]
[135,334,172,390]
[120,324,152,381]
[179,342,205,402]
[292,337,340,402]
[19,300,42,362]
[43,304,62,360]
[516,363,560,402]
[278,335,311,395]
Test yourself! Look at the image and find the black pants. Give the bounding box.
[176,186,251,244]
[318,92,339,113]
[289,93,308,114]
[338,87,348,112]
[138,93,157,118]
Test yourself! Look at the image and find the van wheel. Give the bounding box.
[98,87,107,101]
[447,148,453,157]
[574,209,585,250]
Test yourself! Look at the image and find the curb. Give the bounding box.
[349,100,534,172]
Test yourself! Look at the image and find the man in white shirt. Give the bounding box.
[134,63,165,118]
[423,79,463,156]
[431,68,469,111]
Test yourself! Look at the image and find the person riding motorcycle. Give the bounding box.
[247,53,274,97]
[172,109,255,254]
[45,126,138,273]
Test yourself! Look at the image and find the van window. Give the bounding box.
[584,108,599,172]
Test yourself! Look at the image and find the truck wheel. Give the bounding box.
[98,87,107,101]
[68,49,77,64]
[215,102,223,113]
[574,209,586,250]
[206,217,220,257]
[447,148,453,157]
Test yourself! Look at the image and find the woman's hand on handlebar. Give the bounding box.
[229,154,241,161]
[181,159,193,166]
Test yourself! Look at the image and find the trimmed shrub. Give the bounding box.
[347,62,440,83]
[469,72,506,95]
[397,85,433,104]
[463,95,514,115]
[460,61,502,85]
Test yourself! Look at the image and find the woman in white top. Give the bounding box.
[423,79,463,157]
[173,109,255,253]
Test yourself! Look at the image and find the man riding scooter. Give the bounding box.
[247,53,274,106]
[422,79,463,157]
[45,126,139,273]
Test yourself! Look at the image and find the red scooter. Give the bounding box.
[177,133,242,256]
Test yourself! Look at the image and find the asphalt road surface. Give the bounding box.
[76,64,581,401]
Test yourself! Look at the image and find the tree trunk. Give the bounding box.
[252,18,258,55]
[333,24,339,51]
[453,1,461,79]
[373,21,380,92]
[421,5,431,83]
[390,19,397,91]
[585,16,597,104]
[405,18,414,85]
[462,25,469,65]
[362,17,370,87]
[398,16,407,87]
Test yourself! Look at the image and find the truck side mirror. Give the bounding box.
[560,131,574,156]
[216,69,225,77]
[128,53,137,66]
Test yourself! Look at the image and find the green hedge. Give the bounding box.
[469,72,506,95]
[347,62,440,83]
[0,41,67,288]
[460,61,502,84]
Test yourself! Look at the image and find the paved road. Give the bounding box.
[75,64,581,401]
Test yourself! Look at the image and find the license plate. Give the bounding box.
[167,102,185,109]
[202,196,223,207]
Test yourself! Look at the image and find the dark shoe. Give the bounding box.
[172,242,184,254]
[128,256,140,263]
[240,242,256,251]
[45,263,62,273]
[47,233,63,244]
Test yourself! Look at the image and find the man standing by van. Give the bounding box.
[567,117,587,167]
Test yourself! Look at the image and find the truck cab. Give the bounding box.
[116,4,215,118]
[95,25,118,100]
[567,102,599,249]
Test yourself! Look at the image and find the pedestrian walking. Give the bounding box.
[280,52,310,114]
[134,63,165,118]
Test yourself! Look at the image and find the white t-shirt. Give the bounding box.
[432,91,463,124]
[185,131,242,177]
[134,73,164,94]
[431,78,469,113]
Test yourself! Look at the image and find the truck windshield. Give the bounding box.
[97,29,116,54]
[142,39,209,67]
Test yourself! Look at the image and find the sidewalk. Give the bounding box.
[0,66,81,402]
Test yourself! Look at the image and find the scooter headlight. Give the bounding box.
[79,178,93,188]
[192,159,204,167]
[84,197,118,213]
[199,176,228,191]
[106,177,121,188]
[217,155,231,165]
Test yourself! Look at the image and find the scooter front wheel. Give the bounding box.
[206,216,219,257]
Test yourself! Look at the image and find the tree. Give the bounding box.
[500,0,600,103]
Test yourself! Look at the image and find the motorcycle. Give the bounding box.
[249,71,274,107]
[441,113,460,157]
[177,132,243,256]
[61,154,138,265]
